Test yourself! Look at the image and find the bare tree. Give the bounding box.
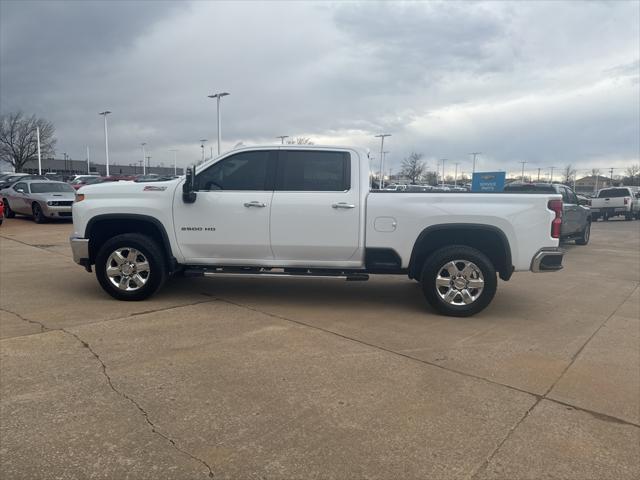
[563,164,576,184]
[400,152,426,184]
[591,168,601,178]
[285,136,314,145]
[625,164,639,186]
[0,111,56,172]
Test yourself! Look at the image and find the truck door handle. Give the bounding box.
[244,201,266,208]
[332,202,356,209]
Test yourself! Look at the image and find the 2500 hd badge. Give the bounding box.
[181,226,216,231]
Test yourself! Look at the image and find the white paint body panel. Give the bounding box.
[72,145,560,273]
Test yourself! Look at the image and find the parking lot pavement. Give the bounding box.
[1,217,639,479]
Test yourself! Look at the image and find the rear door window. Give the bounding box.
[276,150,350,191]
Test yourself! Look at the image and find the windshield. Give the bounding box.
[30,183,75,193]
[4,175,25,183]
[598,188,630,198]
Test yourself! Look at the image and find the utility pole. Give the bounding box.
[441,159,447,187]
[141,143,147,175]
[537,167,541,182]
[99,111,111,176]
[207,92,230,155]
[146,156,151,172]
[454,162,459,187]
[469,152,481,175]
[520,161,527,182]
[86,146,91,174]
[374,134,391,188]
[276,135,289,144]
[549,166,555,183]
[609,167,614,183]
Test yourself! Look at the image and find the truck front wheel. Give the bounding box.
[95,233,167,301]
[420,245,497,317]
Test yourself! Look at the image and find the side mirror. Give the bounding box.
[182,166,197,203]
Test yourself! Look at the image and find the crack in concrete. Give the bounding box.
[0,234,70,258]
[0,307,50,333]
[62,328,215,479]
[469,284,640,479]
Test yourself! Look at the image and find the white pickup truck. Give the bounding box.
[70,146,564,316]
[590,187,640,221]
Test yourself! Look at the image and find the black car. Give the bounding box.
[503,182,591,245]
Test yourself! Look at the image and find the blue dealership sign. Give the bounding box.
[472,171,506,192]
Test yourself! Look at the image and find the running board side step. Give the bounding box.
[183,267,369,281]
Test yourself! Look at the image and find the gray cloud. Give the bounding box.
[1,0,638,177]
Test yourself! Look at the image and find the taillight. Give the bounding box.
[548,199,563,239]
[624,197,629,205]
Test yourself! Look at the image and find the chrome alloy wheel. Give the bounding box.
[106,247,150,292]
[435,260,485,305]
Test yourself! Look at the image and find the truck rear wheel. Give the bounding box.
[575,221,591,245]
[420,245,497,317]
[95,233,167,301]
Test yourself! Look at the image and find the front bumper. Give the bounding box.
[43,204,73,218]
[70,236,90,270]
[530,248,564,272]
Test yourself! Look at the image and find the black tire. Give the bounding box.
[603,213,609,221]
[420,245,497,317]
[575,221,591,245]
[624,213,633,221]
[95,233,167,301]
[32,203,46,223]
[3,199,15,218]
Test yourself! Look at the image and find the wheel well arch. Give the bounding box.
[408,224,513,281]
[85,214,176,271]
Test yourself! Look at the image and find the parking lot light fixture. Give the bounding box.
[207,92,230,155]
[276,135,289,144]
[199,139,208,163]
[170,149,178,175]
[141,143,147,175]
[374,134,391,188]
[99,111,111,176]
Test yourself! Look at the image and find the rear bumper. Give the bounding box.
[530,248,564,272]
[70,236,91,270]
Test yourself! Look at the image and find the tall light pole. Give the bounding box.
[374,134,391,188]
[199,139,208,163]
[549,166,555,183]
[454,162,460,187]
[383,151,389,184]
[170,149,178,175]
[146,156,151,171]
[276,135,289,144]
[99,111,111,176]
[441,159,447,187]
[86,146,90,174]
[520,161,527,181]
[469,152,481,175]
[36,126,42,175]
[207,92,230,155]
[141,143,147,175]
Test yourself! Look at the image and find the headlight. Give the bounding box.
[75,194,85,203]
[47,201,56,206]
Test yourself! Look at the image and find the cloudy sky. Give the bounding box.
[1,0,639,177]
